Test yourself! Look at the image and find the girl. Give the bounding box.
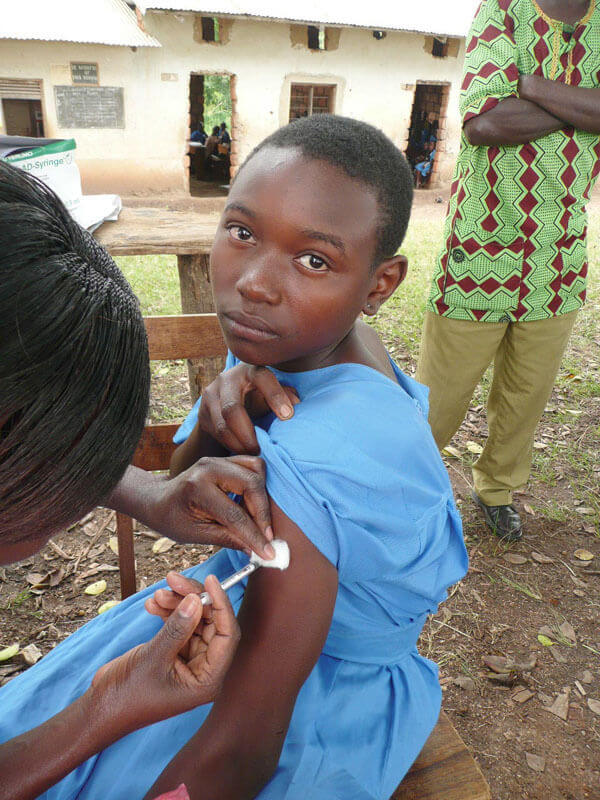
[0,115,467,800]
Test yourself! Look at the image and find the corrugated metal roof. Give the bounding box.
[139,0,481,38]
[0,0,161,47]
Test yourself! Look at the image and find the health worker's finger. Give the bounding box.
[151,593,204,662]
[196,575,239,672]
[144,596,172,621]
[166,571,204,596]
[252,368,299,419]
[200,478,274,559]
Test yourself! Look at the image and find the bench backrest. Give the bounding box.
[116,314,226,597]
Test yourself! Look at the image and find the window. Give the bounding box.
[431,37,448,57]
[289,83,335,121]
[307,25,326,50]
[201,16,219,42]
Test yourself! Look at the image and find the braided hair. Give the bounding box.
[0,161,150,545]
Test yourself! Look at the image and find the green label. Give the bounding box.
[4,138,76,164]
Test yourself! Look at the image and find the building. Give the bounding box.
[0,0,479,194]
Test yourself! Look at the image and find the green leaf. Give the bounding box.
[537,634,556,647]
[0,643,19,662]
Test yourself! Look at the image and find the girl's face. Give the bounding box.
[210,147,391,372]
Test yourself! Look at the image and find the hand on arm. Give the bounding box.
[107,457,275,558]
[519,74,600,135]
[145,500,338,800]
[0,580,238,800]
[464,95,564,145]
[171,364,299,472]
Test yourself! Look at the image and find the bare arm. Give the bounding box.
[519,74,600,135]
[464,96,564,146]
[145,500,338,800]
[0,689,123,800]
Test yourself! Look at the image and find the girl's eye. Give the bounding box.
[297,254,328,272]
[228,225,254,243]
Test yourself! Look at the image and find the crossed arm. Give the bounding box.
[464,75,600,146]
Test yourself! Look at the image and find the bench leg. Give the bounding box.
[116,512,137,599]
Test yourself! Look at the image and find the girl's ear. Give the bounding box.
[362,254,408,316]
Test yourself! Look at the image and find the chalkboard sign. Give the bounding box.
[54,86,125,129]
[71,62,99,85]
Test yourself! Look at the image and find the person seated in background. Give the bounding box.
[190,124,207,144]
[205,125,221,158]
[414,140,436,188]
[218,121,231,146]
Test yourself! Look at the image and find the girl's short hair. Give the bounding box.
[242,114,414,267]
[0,162,150,545]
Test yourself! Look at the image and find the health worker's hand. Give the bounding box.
[90,576,238,736]
[145,571,207,626]
[198,364,300,455]
[146,455,276,559]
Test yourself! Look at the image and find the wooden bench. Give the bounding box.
[115,312,490,800]
[393,711,490,799]
[116,313,226,599]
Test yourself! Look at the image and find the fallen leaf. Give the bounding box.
[453,676,476,691]
[579,670,594,684]
[77,564,119,581]
[533,442,548,450]
[565,409,583,416]
[524,503,536,516]
[559,621,577,644]
[525,752,546,772]
[153,537,176,554]
[549,646,567,663]
[531,551,553,564]
[98,600,120,615]
[466,440,484,455]
[84,579,107,596]
[25,572,45,586]
[582,524,596,534]
[587,698,600,716]
[502,553,528,565]
[20,644,42,666]
[0,644,19,662]
[538,634,556,647]
[441,445,462,459]
[574,549,594,561]
[512,688,534,704]
[108,536,119,556]
[574,508,595,516]
[573,588,586,597]
[546,688,570,721]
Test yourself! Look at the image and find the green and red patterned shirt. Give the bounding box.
[428,0,600,322]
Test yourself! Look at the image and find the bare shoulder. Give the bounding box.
[355,318,396,381]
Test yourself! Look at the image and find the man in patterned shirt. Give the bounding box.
[417,0,600,540]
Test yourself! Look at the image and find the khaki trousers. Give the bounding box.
[416,311,577,506]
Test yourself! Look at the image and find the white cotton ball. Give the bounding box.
[250,539,290,570]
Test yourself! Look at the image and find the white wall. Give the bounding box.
[0,16,465,193]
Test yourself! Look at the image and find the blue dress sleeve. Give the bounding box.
[173,352,239,444]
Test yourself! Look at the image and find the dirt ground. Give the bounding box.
[1,189,599,800]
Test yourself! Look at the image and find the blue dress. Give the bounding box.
[0,356,468,800]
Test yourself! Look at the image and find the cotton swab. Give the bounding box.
[200,539,290,605]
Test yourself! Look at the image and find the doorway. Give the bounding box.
[405,82,449,188]
[2,98,44,137]
[188,73,233,197]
